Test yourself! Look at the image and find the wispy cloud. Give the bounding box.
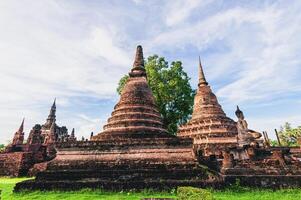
[163,0,211,27]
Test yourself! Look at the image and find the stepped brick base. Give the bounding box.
[224,175,301,188]
[14,140,222,191]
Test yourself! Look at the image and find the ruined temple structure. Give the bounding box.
[12,46,301,190]
[177,58,238,157]
[176,58,301,187]
[220,107,301,188]
[40,99,69,142]
[0,100,75,177]
[14,46,221,192]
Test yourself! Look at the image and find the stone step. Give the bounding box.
[15,179,223,192]
[56,139,193,150]
[46,161,199,171]
[36,168,208,181]
[223,175,301,188]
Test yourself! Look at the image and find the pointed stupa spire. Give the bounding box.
[46,98,56,126]
[52,98,56,109]
[130,45,146,77]
[71,128,75,138]
[198,56,208,86]
[18,118,25,133]
[133,45,144,68]
[12,118,25,145]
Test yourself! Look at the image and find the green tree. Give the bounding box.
[0,144,5,152]
[117,55,195,135]
[278,122,301,146]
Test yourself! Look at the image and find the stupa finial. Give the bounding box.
[130,45,146,77]
[198,56,208,86]
[52,98,56,109]
[133,45,144,68]
[71,128,75,138]
[18,118,25,133]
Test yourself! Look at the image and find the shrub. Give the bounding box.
[177,186,213,200]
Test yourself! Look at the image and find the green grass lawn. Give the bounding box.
[1,177,301,200]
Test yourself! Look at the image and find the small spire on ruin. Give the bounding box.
[130,45,146,77]
[133,45,144,68]
[18,118,25,133]
[71,128,75,138]
[46,98,57,125]
[198,56,208,86]
[52,98,56,109]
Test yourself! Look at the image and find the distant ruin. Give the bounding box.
[0,100,76,177]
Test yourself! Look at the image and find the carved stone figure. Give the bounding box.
[235,106,261,146]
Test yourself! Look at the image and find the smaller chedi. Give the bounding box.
[11,118,25,146]
[177,58,238,157]
[0,99,76,177]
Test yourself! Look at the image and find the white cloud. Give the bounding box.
[149,3,301,104]
[164,0,206,26]
[86,27,131,66]
[0,1,131,143]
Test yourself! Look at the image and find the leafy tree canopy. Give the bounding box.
[0,144,5,152]
[117,55,195,135]
[278,122,301,146]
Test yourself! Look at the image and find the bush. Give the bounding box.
[177,186,213,200]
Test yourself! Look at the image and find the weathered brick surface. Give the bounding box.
[0,152,33,176]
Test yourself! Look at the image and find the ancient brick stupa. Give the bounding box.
[177,58,238,156]
[91,45,170,141]
[15,46,221,191]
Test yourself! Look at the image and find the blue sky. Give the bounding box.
[0,0,301,144]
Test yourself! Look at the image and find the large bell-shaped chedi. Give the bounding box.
[92,45,169,141]
[177,58,238,156]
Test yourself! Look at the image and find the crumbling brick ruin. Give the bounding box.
[0,100,76,177]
